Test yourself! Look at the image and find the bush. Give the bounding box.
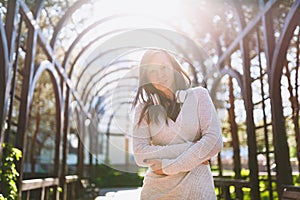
[0,143,22,200]
[91,164,143,188]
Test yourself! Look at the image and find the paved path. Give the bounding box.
[95,187,141,200]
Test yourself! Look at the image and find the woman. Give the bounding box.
[132,49,222,200]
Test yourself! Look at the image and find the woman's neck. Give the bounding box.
[161,88,174,100]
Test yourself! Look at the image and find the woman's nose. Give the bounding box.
[162,67,172,77]
[159,70,167,79]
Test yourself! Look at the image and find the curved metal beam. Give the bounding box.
[216,0,278,69]
[230,1,260,199]
[84,72,137,105]
[269,0,300,190]
[69,33,135,82]
[74,48,136,90]
[78,45,198,105]
[82,60,135,103]
[69,27,199,86]
[50,0,91,48]
[31,0,46,19]
[59,17,201,96]
[30,61,64,187]
[210,67,244,102]
[0,11,9,157]
[62,23,132,69]
[88,84,136,115]
[30,61,63,110]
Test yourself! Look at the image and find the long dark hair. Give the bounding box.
[133,49,191,125]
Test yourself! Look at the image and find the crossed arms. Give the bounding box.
[132,87,223,175]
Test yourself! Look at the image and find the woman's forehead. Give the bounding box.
[149,52,171,63]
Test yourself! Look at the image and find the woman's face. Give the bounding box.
[146,53,175,94]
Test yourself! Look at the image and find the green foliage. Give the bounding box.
[0,143,22,200]
[91,164,143,188]
[294,175,300,185]
[214,169,300,199]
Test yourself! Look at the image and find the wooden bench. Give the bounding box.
[22,175,79,200]
[22,177,60,200]
[214,178,251,200]
[281,185,300,200]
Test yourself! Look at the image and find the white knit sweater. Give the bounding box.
[133,86,223,200]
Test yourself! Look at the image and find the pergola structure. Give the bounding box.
[0,0,299,199]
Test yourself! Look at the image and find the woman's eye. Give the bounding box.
[161,65,171,71]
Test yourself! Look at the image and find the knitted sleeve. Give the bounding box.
[132,103,193,167]
[161,87,223,175]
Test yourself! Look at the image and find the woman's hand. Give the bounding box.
[202,160,209,165]
[145,158,209,175]
[144,159,165,175]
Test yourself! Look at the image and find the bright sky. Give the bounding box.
[91,0,182,21]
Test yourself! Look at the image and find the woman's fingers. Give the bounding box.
[202,160,209,165]
[144,159,163,171]
[153,169,165,175]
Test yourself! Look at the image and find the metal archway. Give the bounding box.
[1,1,300,199]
